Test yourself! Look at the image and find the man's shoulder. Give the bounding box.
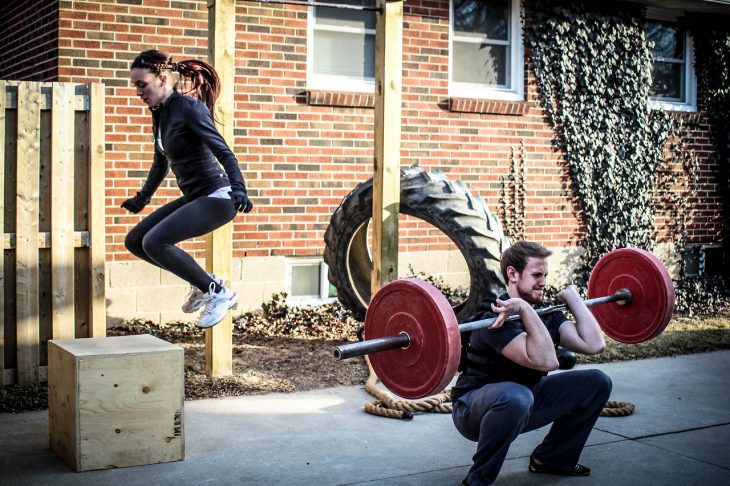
[471,293,508,319]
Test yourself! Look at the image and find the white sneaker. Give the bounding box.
[197,283,238,328]
[182,274,223,313]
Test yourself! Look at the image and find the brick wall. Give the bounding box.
[4,0,722,320]
[48,0,723,266]
[0,0,59,80]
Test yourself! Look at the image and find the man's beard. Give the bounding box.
[519,288,544,306]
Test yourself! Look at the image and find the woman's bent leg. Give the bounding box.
[140,196,237,292]
[124,197,188,268]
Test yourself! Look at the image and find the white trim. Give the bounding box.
[285,257,334,305]
[646,14,697,112]
[683,243,723,277]
[307,4,376,92]
[449,0,524,101]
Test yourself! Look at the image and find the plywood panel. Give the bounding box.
[48,335,184,471]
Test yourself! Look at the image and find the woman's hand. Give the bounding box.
[121,192,150,214]
[230,189,253,213]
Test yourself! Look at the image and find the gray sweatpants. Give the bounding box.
[452,369,612,485]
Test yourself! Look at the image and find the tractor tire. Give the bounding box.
[323,166,509,322]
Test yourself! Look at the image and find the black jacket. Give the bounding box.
[140,90,246,201]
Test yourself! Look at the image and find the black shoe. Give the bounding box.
[529,456,590,476]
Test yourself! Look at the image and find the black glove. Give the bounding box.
[121,192,150,214]
[230,189,253,213]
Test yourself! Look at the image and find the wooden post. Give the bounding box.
[205,0,235,376]
[0,81,5,385]
[371,0,403,296]
[88,83,106,337]
[51,83,76,340]
[16,82,42,385]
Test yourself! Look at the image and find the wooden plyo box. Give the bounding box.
[48,335,185,472]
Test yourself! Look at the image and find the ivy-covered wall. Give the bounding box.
[524,0,728,287]
[690,15,730,282]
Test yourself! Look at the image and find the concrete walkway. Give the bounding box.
[2,351,729,485]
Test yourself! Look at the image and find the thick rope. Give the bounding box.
[363,358,635,419]
[363,356,453,420]
[601,400,635,416]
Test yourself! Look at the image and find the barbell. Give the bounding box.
[332,248,675,399]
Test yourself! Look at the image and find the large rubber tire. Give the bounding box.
[324,166,510,323]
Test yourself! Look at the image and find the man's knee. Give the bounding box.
[584,369,612,402]
[497,386,534,419]
[591,369,612,393]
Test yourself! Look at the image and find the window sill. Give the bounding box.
[667,110,705,126]
[448,98,529,115]
[306,90,375,109]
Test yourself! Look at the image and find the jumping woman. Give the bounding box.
[122,49,253,328]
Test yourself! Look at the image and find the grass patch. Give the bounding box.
[579,312,730,364]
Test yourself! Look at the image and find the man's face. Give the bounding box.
[508,256,548,305]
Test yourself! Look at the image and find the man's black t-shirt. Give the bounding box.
[451,293,568,402]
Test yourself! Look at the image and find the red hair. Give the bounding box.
[131,49,220,117]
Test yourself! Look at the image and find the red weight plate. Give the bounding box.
[365,278,461,399]
[588,248,675,344]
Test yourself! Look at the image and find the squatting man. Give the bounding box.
[451,240,612,485]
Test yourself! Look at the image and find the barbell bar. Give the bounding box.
[333,288,633,360]
[331,247,675,399]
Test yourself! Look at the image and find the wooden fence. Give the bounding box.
[1,81,106,386]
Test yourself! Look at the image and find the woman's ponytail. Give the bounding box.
[176,60,221,117]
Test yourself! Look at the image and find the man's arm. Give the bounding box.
[557,285,606,355]
[494,298,560,372]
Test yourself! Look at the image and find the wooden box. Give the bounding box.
[48,335,185,471]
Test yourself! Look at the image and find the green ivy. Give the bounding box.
[526,0,676,285]
[690,16,730,283]
[499,142,527,241]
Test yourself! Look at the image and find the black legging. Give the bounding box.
[125,195,237,292]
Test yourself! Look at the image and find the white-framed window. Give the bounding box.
[449,0,524,100]
[285,257,336,305]
[644,9,697,112]
[307,0,376,92]
[683,244,723,277]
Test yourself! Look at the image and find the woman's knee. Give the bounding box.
[141,232,166,260]
[124,230,145,258]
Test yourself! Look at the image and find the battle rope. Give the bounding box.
[362,357,635,419]
[601,400,635,416]
[363,356,453,420]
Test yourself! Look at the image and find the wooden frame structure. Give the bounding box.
[204,0,403,375]
[1,81,106,386]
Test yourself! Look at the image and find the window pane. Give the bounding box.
[313,30,375,77]
[453,41,508,86]
[291,265,321,297]
[453,0,508,41]
[650,61,684,101]
[316,1,376,30]
[646,21,684,59]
